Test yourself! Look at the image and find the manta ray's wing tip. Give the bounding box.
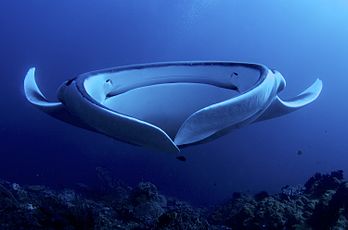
[24,67,61,108]
[317,78,323,91]
[29,67,36,73]
[314,78,323,88]
[278,77,323,111]
[24,67,45,102]
[24,67,36,84]
[306,78,323,99]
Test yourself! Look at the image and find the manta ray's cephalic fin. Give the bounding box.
[255,78,323,122]
[24,68,93,130]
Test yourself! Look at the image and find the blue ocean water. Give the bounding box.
[0,0,347,206]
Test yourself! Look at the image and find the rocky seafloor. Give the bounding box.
[1,168,348,230]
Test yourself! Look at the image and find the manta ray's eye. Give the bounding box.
[106,79,112,84]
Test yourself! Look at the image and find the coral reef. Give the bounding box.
[1,169,348,229]
[209,170,348,230]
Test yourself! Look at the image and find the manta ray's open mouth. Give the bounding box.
[82,64,261,139]
[103,83,238,138]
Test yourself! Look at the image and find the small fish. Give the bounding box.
[176,156,187,162]
[297,150,303,155]
[231,72,239,76]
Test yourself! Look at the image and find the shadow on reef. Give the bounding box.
[1,169,348,229]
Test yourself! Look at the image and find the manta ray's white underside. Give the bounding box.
[24,62,322,153]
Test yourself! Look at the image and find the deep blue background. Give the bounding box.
[1,0,347,206]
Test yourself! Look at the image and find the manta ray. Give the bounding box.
[24,62,322,153]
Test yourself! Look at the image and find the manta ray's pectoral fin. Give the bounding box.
[24,68,64,115]
[24,68,93,130]
[255,78,323,122]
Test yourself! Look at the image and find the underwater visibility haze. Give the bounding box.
[1,0,348,209]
